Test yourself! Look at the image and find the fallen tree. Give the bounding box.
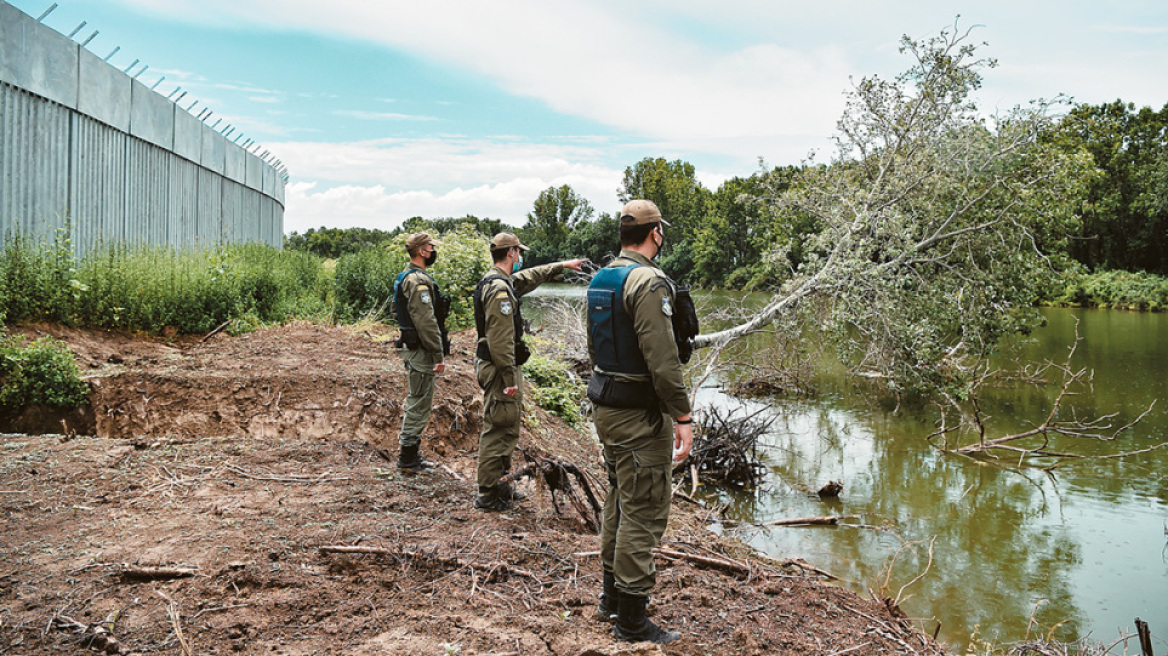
[693,21,1090,406]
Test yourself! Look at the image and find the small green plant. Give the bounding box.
[523,351,584,426]
[0,334,90,411]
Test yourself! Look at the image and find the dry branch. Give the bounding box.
[503,456,603,532]
[224,463,349,484]
[318,545,539,582]
[119,565,199,581]
[764,516,842,527]
[51,615,122,654]
[575,545,836,580]
[683,405,775,488]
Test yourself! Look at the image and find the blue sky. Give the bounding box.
[9,0,1168,234]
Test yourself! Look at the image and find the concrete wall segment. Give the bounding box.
[172,108,202,164]
[0,2,79,109]
[224,141,246,183]
[245,152,261,192]
[129,78,173,148]
[77,48,130,131]
[200,121,225,174]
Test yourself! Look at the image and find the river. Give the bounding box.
[528,286,1167,649]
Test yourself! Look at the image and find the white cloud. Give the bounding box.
[284,171,621,233]
[268,136,620,190]
[333,110,438,122]
[273,136,626,231]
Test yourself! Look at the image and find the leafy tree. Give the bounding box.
[619,158,711,281]
[565,212,621,266]
[521,185,594,266]
[285,226,395,259]
[403,215,512,240]
[691,169,809,289]
[1047,101,1168,274]
[697,23,1092,400]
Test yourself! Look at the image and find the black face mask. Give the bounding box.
[423,251,438,267]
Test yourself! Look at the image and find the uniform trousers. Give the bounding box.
[398,347,437,448]
[475,358,522,492]
[597,404,673,596]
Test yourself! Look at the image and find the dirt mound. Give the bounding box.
[0,324,944,655]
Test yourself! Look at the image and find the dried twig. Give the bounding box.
[318,545,540,582]
[156,591,192,656]
[224,464,349,484]
[120,565,199,581]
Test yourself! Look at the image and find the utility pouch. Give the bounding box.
[397,328,421,350]
[671,285,700,365]
[587,371,657,409]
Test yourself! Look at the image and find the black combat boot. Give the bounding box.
[495,480,527,502]
[613,590,679,644]
[473,485,511,512]
[396,444,433,474]
[596,570,619,622]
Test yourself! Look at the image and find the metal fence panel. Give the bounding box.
[0,2,285,254]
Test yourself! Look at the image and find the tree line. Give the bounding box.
[288,98,1168,290]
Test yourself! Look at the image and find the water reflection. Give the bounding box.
[528,288,1168,648]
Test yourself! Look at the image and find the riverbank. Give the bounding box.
[0,323,943,655]
[1048,269,1168,311]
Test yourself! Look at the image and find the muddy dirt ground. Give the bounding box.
[0,324,946,655]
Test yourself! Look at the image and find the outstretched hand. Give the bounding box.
[562,258,589,271]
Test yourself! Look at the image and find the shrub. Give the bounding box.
[334,227,492,328]
[1053,269,1168,311]
[523,351,584,426]
[2,240,332,334]
[0,334,89,411]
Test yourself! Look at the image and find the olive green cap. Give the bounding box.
[619,199,671,227]
[405,232,442,250]
[489,232,530,251]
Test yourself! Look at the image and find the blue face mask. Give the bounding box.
[512,254,523,273]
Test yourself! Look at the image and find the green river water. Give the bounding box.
[530,287,1167,650]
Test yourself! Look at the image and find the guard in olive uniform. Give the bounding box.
[473,232,587,511]
[586,200,694,644]
[393,232,449,473]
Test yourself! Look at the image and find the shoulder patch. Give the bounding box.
[661,295,673,317]
[420,291,432,305]
[500,300,513,316]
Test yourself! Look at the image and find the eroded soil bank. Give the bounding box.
[0,324,945,655]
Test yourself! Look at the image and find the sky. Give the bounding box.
[9,0,1168,234]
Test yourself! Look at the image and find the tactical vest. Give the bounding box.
[588,264,650,375]
[588,263,700,370]
[392,268,451,354]
[473,272,530,365]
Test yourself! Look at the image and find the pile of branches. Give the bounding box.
[683,405,776,489]
[505,454,603,532]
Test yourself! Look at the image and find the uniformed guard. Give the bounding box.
[586,199,695,644]
[392,232,450,473]
[472,232,587,511]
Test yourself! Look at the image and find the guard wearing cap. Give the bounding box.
[472,232,587,511]
[586,199,694,644]
[392,232,449,473]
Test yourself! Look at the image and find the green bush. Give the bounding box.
[0,334,89,411]
[2,239,332,334]
[523,352,584,426]
[334,227,492,327]
[1053,269,1168,311]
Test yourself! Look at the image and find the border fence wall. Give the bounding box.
[0,1,285,256]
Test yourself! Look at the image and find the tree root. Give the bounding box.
[503,455,603,533]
